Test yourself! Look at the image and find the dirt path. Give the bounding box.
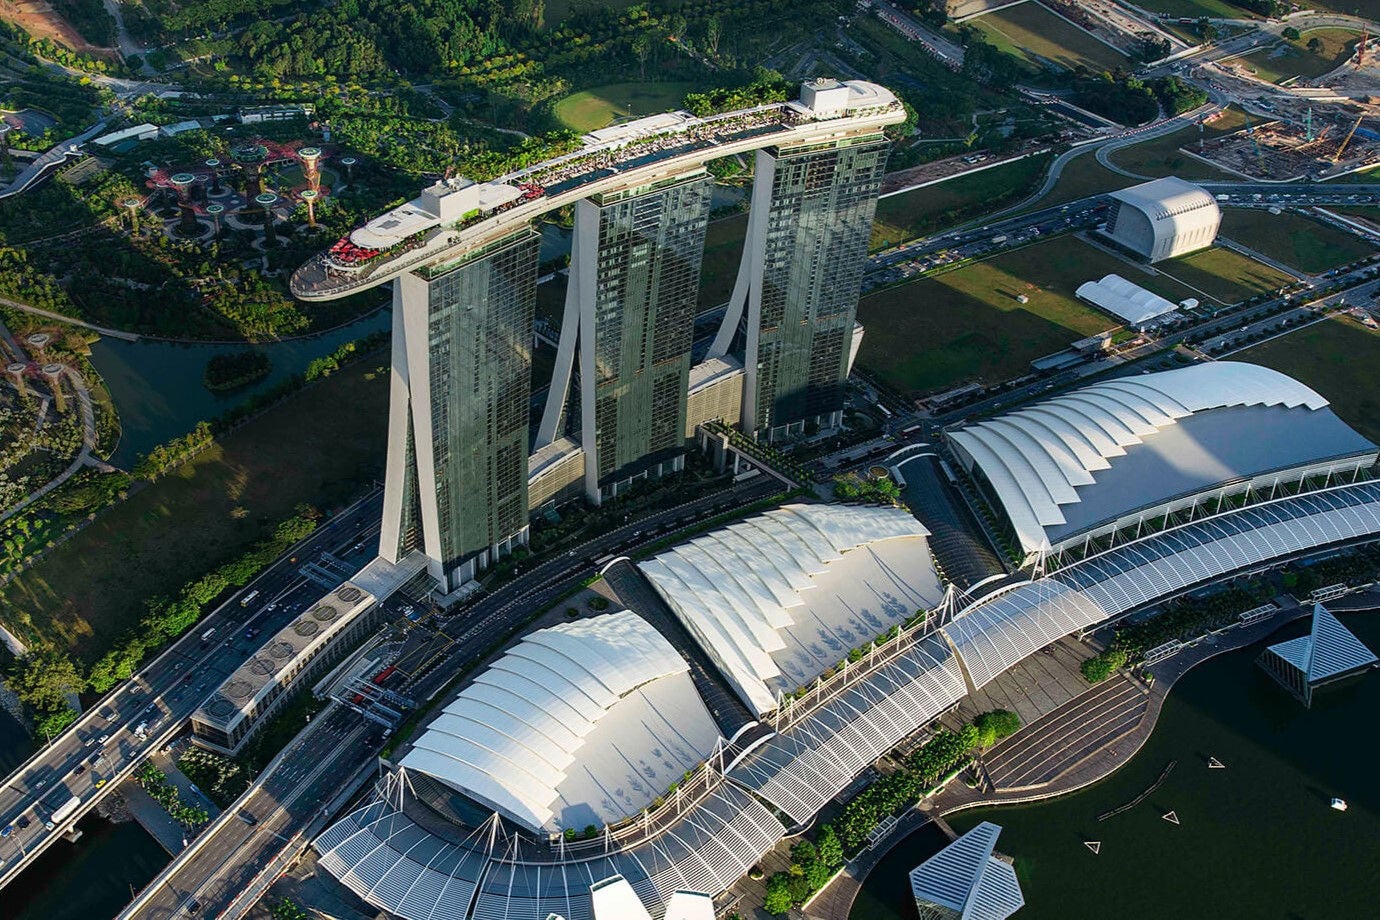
[0,0,117,56]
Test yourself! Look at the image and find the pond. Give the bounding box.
[853,612,1380,919]
[89,306,392,469]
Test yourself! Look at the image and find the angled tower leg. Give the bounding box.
[535,243,582,449]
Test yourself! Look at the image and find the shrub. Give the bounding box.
[1081,649,1128,683]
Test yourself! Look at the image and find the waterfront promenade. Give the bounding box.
[803,591,1380,920]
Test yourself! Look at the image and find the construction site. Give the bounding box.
[1194,108,1380,181]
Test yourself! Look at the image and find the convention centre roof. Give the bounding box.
[910,821,1024,920]
[399,610,720,833]
[1075,273,1180,326]
[1267,603,1377,685]
[947,362,1378,555]
[638,503,946,714]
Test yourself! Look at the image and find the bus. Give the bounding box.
[240,590,260,607]
[46,795,81,829]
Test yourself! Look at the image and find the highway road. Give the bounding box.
[114,473,782,918]
[0,489,386,891]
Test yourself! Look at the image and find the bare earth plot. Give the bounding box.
[856,234,1194,397]
[1236,315,1380,445]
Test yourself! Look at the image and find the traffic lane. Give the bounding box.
[143,716,373,918]
[0,497,383,863]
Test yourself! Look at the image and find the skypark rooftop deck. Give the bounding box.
[290,79,902,301]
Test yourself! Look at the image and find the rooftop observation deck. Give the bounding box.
[290,80,904,301]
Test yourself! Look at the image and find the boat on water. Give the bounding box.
[1331,798,1348,811]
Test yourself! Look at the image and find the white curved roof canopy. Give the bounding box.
[639,503,945,714]
[400,610,720,833]
[1105,176,1220,262]
[1075,274,1179,326]
[948,362,1377,555]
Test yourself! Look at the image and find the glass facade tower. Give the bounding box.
[575,172,713,502]
[380,229,539,593]
[741,135,890,439]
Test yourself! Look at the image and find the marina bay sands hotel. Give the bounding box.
[292,79,905,594]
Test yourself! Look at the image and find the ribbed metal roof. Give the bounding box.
[639,503,941,714]
[909,821,1024,920]
[400,609,718,832]
[1268,603,1377,684]
[949,362,1376,554]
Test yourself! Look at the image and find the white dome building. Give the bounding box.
[1102,176,1220,263]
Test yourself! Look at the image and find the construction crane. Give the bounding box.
[1304,107,1313,142]
[1243,110,1264,169]
[1334,113,1365,162]
[1360,23,1369,69]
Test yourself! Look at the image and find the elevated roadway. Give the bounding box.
[0,490,385,892]
[111,474,780,918]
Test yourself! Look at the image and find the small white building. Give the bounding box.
[91,123,159,147]
[1102,176,1220,263]
[911,821,1024,920]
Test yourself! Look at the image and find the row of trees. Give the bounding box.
[832,473,902,505]
[763,712,1020,914]
[84,504,319,694]
[135,761,210,826]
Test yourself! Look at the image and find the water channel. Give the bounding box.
[851,611,1380,919]
[88,306,393,470]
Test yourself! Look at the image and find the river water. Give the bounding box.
[852,611,1380,920]
[88,307,393,470]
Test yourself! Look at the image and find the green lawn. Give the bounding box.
[1237,30,1360,84]
[1018,152,1126,214]
[1157,246,1295,304]
[1219,208,1375,274]
[1237,315,1380,444]
[856,234,1197,396]
[1107,106,1250,181]
[1136,0,1257,18]
[0,357,390,662]
[552,81,699,133]
[871,155,1049,250]
[964,3,1129,74]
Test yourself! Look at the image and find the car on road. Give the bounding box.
[1,824,12,837]
[74,765,85,776]
[97,734,109,744]
[17,816,30,829]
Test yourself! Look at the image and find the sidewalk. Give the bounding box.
[120,779,189,856]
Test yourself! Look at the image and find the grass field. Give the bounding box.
[1238,29,1360,84]
[856,234,1197,396]
[871,155,1049,250]
[1158,246,1295,304]
[1018,153,1127,214]
[1237,315,1380,444]
[552,81,698,133]
[1136,0,1256,18]
[1107,106,1250,181]
[1219,208,1375,274]
[0,358,390,662]
[964,3,1129,74]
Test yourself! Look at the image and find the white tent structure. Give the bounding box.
[1075,273,1179,327]
[399,610,720,832]
[639,503,946,714]
[910,821,1024,920]
[947,363,1378,560]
